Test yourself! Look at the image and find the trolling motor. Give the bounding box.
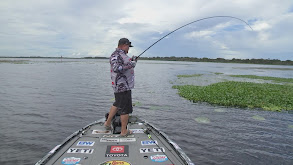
[105,112,122,134]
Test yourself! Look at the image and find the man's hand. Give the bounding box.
[131,61,136,68]
[131,56,138,62]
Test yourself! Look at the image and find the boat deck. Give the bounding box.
[36,115,194,165]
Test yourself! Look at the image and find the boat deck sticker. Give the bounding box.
[130,129,144,133]
[99,160,131,165]
[140,147,165,153]
[100,138,136,142]
[105,145,129,157]
[141,140,158,145]
[61,157,81,165]
[150,155,168,162]
[76,141,95,146]
[119,138,136,142]
[67,148,94,154]
[103,134,134,138]
[100,138,119,142]
[153,147,165,152]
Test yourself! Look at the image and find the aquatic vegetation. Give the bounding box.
[214,72,224,75]
[230,75,293,83]
[0,60,29,64]
[149,105,170,110]
[194,117,210,124]
[150,106,160,110]
[288,125,293,129]
[173,81,293,111]
[214,108,226,112]
[252,115,266,121]
[177,74,203,78]
[233,67,293,71]
[133,101,142,106]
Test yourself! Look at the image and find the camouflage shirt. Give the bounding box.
[110,48,135,93]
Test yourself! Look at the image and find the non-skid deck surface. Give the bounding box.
[41,116,187,165]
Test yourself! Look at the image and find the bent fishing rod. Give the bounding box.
[136,16,253,59]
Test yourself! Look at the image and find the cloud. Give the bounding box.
[0,0,292,60]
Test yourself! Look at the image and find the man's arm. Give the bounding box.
[110,55,135,73]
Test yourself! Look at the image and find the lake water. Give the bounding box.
[0,58,292,165]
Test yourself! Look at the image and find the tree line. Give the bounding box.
[139,56,293,65]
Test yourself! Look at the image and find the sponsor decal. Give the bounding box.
[100,138,119,142]
[150,155,168,162]
[67,148,94,154]
[140,148,151,153]
[100,138,136,142]
[153,147,165,152]
[99,160,131,165]
[110,146,125,153]
[105,145,129,157]
[141,140,158,146]
[139,147,165,153]
[61,157,81,165]
[103,134,134,138]
[77,141,95,146]
[92,130,111,134]
[130,129,144,133]
[119,138,136,142]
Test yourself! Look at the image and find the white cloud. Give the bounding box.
[252,22,271,31]
[185,30,215,38]
[0,0,293,60]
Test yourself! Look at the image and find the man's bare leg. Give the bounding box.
[120,114,132,135]
[104,105,118,127]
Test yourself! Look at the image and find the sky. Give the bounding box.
[0,0,293,60]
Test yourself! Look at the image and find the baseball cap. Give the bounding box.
[118,38,133,47]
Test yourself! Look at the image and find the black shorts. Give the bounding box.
[113,90,133,115]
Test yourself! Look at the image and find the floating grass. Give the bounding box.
[150,106,160,110]
[133,101,142,106]
[214,72,224,75]
[230,75,293,83]
[177,74,203,78]
[194,117,210,124]
[252,115,266,121]
[214,108,226,112]
[233,67,293,71]
[173,81,293,111]
[0,60,29,64]
[149,105,170,110]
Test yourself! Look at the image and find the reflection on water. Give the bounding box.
[0,58,293,165]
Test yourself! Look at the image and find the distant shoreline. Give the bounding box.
[0,56,292,65]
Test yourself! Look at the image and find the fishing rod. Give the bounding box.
[136,16,253,59]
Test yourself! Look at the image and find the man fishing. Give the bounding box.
[104,38,137,137]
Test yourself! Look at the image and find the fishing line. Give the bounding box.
[136,16,253,59]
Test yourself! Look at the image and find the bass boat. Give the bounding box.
[35,114,194,165]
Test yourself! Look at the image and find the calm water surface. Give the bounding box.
[0,58,292,165]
